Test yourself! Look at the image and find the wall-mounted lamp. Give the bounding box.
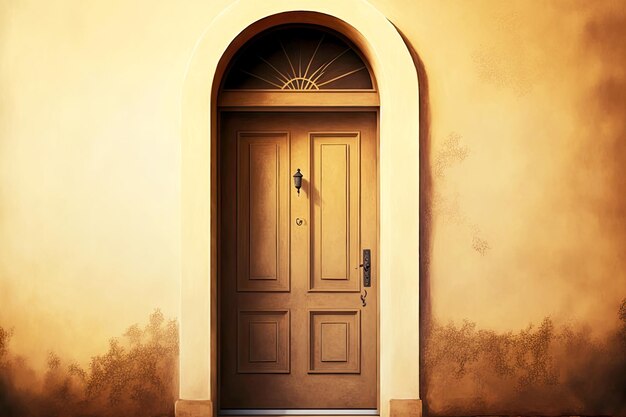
[293,168,303,195]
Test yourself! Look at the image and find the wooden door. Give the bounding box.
[219,112,378,410]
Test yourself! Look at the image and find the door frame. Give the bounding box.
[178,3,421,417]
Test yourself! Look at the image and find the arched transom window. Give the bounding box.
[223,25,374,91]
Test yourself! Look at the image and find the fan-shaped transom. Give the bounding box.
[223,25,374,91]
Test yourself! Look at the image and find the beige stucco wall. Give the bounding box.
[1,0,625,415]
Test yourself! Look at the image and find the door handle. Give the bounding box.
[359,249,371,287]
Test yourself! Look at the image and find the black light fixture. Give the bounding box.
[293,168,303,195]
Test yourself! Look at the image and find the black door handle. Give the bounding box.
[360,249,371,287]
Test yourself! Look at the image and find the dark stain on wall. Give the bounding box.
[471,233,490,256]
[430,133,490,256]
[0,309,178,417]
[423,6,626,415]
[579,8,626,260]
[425,299,626,416]
[434,133,468,179]
[470,8,540,97]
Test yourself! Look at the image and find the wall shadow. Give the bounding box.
[580,6,626,261]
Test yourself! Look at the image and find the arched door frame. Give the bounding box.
[178,2,420,417]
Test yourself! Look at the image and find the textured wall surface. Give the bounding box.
[1,0,625,415]
[396,1,626,414]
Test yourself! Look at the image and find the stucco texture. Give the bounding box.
[1,0,625,416]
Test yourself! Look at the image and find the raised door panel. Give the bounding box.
[237,132,290,292]
[237,310,290,373]
[308,310,361,374]
[310,133,360,292]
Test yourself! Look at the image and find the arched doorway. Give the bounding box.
[218,24,379,413]
[179,4,420,417]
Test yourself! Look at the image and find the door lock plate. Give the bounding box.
[362,249,371,287]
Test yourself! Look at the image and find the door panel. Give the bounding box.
[310,134,360,292]
[220,112,377,410]
[236,132,290,292]
[237,310,290,373]
[309,309,360,374]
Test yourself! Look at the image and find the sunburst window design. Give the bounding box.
[223,26,374,91]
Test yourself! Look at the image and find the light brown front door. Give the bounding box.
[219,112,378,410]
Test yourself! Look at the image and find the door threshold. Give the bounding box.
[219,410,379,416]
